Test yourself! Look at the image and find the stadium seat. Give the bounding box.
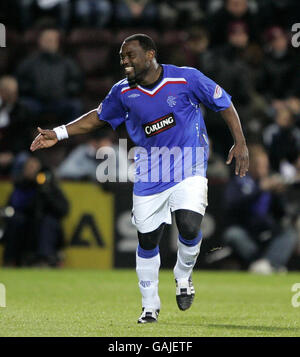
[114,29,139,44]
[2,31,29,74]
[81,76,114,110]
[75,47,111,76]
[118,28,159,43]
[68,28,113,46]
[0,50,10,75]
[23,29,40,46]
[84,76,114,98]
[6,30,20,47]
[159,30,188,46]
[114,28,160,44]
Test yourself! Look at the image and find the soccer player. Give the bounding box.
[30,34,249,324]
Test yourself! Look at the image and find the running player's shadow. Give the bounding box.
[204,323,300,333]
[160,322,300,333]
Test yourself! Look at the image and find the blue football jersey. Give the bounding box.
[97,64,232,196]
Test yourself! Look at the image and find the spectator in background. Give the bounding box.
[16,27,83,125]
[263,101,300,173]
[57,128,131,183]
[216,21,267,138]
[73,0,112,28]
[223,145,297,274]
[0,76,33,176]
[113,0,159,28]
[171,27,213,71]
[18,0,72,31]
[176,23,251,157]
[285,96,300,125]
[158,1,204,30]
[171,24,251,157]
[214,21,253,107]
[2,154,69,267]
[208,0,259,47]
[257,0,300,33]
[280,152,300,187]
[257,26,299,101]
[223,20,263,72]
[206,139,230,182]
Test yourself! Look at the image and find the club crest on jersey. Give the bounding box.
[213,85,222,99]
[143,113,176,137]
[167,95,176,107]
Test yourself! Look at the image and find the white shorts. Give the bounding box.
[132,175,208,233]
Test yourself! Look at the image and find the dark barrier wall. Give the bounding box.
[113,181,300,271]
[1,180,299,269]
[0,181,114,268]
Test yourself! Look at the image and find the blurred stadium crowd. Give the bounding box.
[0,0,300,271]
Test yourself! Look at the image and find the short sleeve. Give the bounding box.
[187,68,232,112]
[97,84,127,130]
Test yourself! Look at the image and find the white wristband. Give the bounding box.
[53,125,69,141]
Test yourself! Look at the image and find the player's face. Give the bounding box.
[119,40,153,82]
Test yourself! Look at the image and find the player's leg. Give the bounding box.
[169,175,208,311]
[174,209,203,280]
[174,209,203,310]
[136,223,165,323]
[132,190,172,323]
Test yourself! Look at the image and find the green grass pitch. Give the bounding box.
[0,268,300,337]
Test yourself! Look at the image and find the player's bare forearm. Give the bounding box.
[30,109,104,152]
[66,109,104,136]
[221,103,246,145]
[220,103,249,177]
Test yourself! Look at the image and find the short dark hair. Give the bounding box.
[123,34,157,57]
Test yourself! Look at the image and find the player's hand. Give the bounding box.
[226,142,249,177]
[30,127,58,152]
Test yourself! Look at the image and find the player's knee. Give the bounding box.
[177,216,201,240]
[138,235,158,250]
[176,211,203,241]
[137,224,165,250]
[178,223,200,240]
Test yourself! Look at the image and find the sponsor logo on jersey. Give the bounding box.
[143,113,176,137]
[213,85,222,99]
